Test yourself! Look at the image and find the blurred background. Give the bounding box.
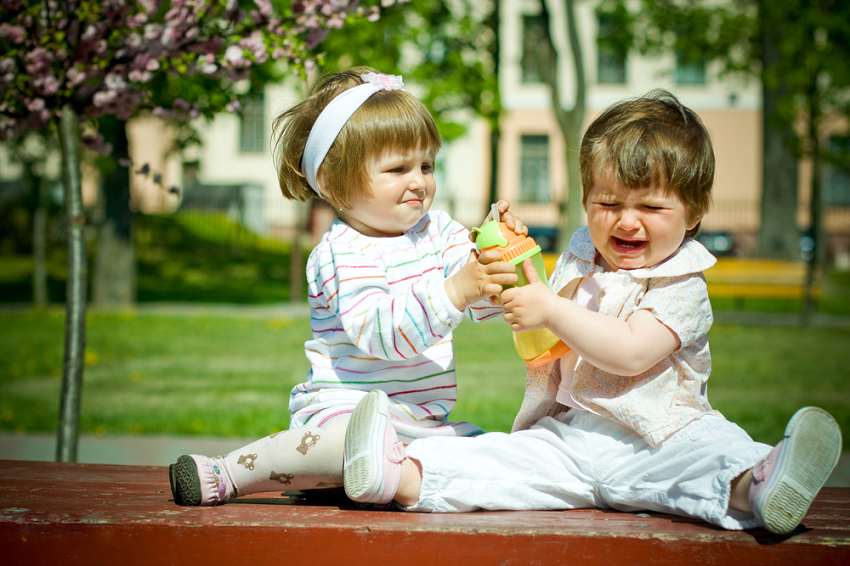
[2,0,849,306]
[0,1,848,471]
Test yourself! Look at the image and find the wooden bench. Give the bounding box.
[704,258,820,306]
[1,460,848,565]
[542,254,820,308]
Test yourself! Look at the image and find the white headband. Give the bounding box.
[302,72,405,196]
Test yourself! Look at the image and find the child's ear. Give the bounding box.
[687,211,704,231]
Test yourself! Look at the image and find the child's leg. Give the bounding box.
[170,415,349,506]
[344,391,600,511]
[599,408,841,532]
[596,413,771,530]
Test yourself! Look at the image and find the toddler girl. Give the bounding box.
[341,89,843,534]
[169,67,523,506]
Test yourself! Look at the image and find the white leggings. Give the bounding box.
[212,410,482,498]
[215,414,352,497]
[405,410,772,530]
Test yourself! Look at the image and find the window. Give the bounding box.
[239,93,265,153]
[675,52,707,85]
[674,28,707,86]
[521,14,547,84]
[519,135,550,203]
[825,136,850,206]
[597,14,626,85]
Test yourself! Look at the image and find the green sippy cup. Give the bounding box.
[473,209,571,367]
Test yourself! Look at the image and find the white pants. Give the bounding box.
[405,410,772,530]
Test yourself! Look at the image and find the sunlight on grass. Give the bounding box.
[0,312,847,449]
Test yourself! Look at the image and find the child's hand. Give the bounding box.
[494,199,528,237]
[501,259,556,332]
[445,251,518,312]
[470,200,528,244]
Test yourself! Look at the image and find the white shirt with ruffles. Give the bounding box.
[512,226,721,447]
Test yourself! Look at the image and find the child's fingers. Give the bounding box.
[499,286,518,306]
[499,210,528,237]
[489,271,518,287]
[482,283,504,298]
[513,217,528,236]
[477,249,504,264]
[522,258,542,284]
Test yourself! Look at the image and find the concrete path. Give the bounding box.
[1,432,848,487]
[4,301,850,327]
[0,432,253,467]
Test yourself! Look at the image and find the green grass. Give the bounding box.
[1,312,847,450]
[1,210,848,448]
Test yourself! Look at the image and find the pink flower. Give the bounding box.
[26,98,45,111]
[225,45,244,62]
[93,90,117,107]
[128,69,153,82]
[66,68,86,87]
[0,23,25,44]
[360,72,404,91]
[33,75,60,96]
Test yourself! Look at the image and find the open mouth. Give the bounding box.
[612,237,647,252]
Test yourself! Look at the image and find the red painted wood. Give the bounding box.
[1,460,848,565]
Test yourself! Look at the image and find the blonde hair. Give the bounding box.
[579,89,714,237]
[272,66,442,209]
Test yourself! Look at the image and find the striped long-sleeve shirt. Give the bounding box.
[289,211,502,441]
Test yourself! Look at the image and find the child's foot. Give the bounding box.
[169,454,232,506]
[343,389,405,504]
[749,407,842,534]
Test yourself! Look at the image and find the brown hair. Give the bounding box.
[272,66,442,210]
[579,89,714,237]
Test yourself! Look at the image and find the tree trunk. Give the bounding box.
[488,127,501,208]
[20,154,49,309]
[486,0,501,209]
[93,117,135,306]
[758,19,800,260]
[33,174,49,309]
[538,0,586,252]
[803,93,823,324]
[56,105,87,463]
[290,200,305,303]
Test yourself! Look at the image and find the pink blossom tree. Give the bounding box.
[0,0,382,462]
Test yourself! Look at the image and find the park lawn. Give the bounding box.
[0,312,848,450]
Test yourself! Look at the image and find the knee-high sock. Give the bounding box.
[215,415,349,497]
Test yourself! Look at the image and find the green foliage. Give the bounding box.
[603,0,850,142]
[0,210,307,304]
[317,0,500,141]
[135,212,305,303]
[3,205,850,310]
